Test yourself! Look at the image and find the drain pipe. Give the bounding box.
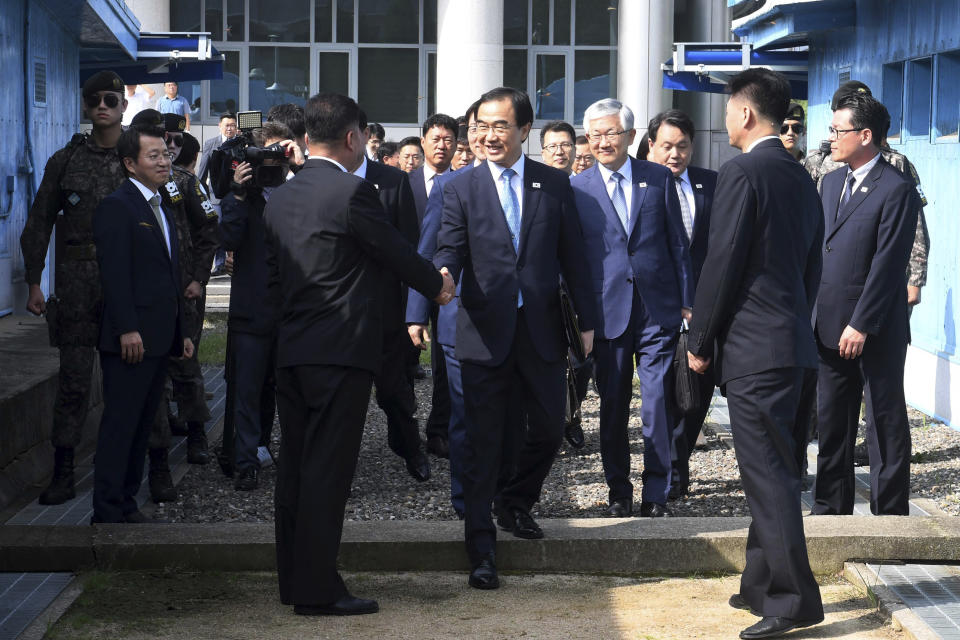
[20,0,36,201]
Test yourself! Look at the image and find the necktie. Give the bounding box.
[148,194,168,254]
[426,173,435,197]
[499,168,523,307]
[675,176,694,243]
[837,172,856,219]
[611,171,629,232]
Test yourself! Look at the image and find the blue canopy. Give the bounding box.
[79,33,224,86]
[661,42,808,99]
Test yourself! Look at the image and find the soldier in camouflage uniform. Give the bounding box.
[19,71,129,505]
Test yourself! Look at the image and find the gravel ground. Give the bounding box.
[160,373,960,522]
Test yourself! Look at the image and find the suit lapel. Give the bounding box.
[830,159,885,237]
[587,165,625,240]
[518,157,542,257]
[627,158,649,238]
[128,180,171,260]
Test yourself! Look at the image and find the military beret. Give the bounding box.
[163,113,187,133]
[831,81,872,111]
[130,109,164,127]
[785,102,805,122]
[82,70,124,97]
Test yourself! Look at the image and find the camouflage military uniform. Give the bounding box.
[803,146,929,287]
[20,134,126,448]
[149,165,219,449]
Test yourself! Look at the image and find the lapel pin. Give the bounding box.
[695,184,703,189]
[532,182,541,189]
[860,186,868,193]
[373,183,380,190]
[637,182,647,188]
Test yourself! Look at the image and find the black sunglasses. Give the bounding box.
[780,123,805,135]
[84,93,121,109]
[166,133,183,146]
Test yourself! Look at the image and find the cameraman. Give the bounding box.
[219,121,304,490]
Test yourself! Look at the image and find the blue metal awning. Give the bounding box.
[79,32,224,86]
[731,0,855,50]
[661,42,809,99]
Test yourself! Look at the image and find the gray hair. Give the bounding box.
[583,98,634,132]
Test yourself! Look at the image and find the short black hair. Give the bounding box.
[252,121,294,147]
[267,103,306,139]
[835,93,890,149]
[478,87,534,129]
[464,99,482,123]
[540,120,575,146]
[636,132,650,160]
[219,112,236,123]
[726,68,792,125]
[117,125,166,168]
[377,141,398,162]
[174,132,200,167]
[648,109,696,143]
[575,135,589,145]
[456,116,469,144]
[304,92,361,144]
[399,136,422,150]
[422,113,458,138]
[368,122,385,139]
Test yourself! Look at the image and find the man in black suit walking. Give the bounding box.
[91,124,193,524]
[433,87,596,590]
[263,93,453,616]
[687,69,824,639]
[811,94,920,517]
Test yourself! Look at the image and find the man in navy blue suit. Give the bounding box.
[571,99,693,518]
[812,94,920,517]
[433,87,595,589]
[91,124,193,523]
[646,109,718,500]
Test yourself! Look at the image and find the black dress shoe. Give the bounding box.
[606,498,632,517]
[495,506,515,531]
[668,482,689,501]
[234,467,259,491]
[639,502,671,518]
[426,435,450,459]
[509,507,543,539]
[294,594,379,616]
[739,615,823,639]
[405,451,431,482]
[468,555,499,590]
[564,419,585,449]
[728,593,760,616]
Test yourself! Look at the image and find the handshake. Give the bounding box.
[432,267,455,306]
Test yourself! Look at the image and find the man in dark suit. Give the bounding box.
[811,94,920,517]
[197,112,237,276]
[353,111,431,483]
[91,124,193,524]
[263,92,453,616]
[646,109,719,500]
[433,87,596,590]
[571,99,693,518]
[687,69,824,638]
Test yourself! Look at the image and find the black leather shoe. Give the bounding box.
[729,593,760,616]
[468,555,499,590]
[564,419,585,449]
[495,506,515,531]
[294,595,379,616]
[413,365,427,380]
[509,507,544,539]
[606,498,632,517]
[639,502,671,518]
[405,451,431,482]
[234,467,259,491]
[668,482,689,501]
[426,435,450,459]
[739,615,823,639]
[122,510,169,524]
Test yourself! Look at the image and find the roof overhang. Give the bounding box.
[35,0,141,58]
[662,42,808,99]
[731,0,855,49]
[79,33,224,86]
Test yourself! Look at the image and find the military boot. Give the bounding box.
[187,422,211,465]
[39,447,76,505]
[169,413,189,437]
[148,448,178,503]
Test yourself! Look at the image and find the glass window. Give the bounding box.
[554,0,571,45]
[504,49,527,94]
[358,48,419,123]
[178,80,203,124]
[532,0,549,45]
[210,50,240,116]
[535,54,565,121]
[204,0,222,40]
[504,0,527,45]
[906,58,932,138]
[226,0,244,40]
[338,0,355,42]
[935,51,960,140]
[171,0,201,32]
[358,0,418,43]
[423,0,438,44]
[317,51,349,95]
[575,50,615,120]
[250,0,310,42]
[315,0,333,42]
[882,62,904,142]
[249,47,311,112]
[576,0,616,46]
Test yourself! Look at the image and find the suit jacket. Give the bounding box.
[571,158,694,339]
[219,190,275,335]
[433,157,596,366]
[815,156,920,349]
[197,135,222,200]
[263,158,443,373]
[408,166,428,226]
[685,165,718,285]
[93,179,185,357]
[689,138,824,385]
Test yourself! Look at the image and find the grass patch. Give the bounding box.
[198,313,228,366]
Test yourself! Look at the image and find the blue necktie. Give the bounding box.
[611,171,629,232]
[837,171,856,220]
[499,168,523,307]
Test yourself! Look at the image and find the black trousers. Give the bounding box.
[726,367,822,620]
[232,331,277,472]
[274,364,373,606]
[461,310,564,565]
[813,333,910,515]
[93,353,169,522]
[670,362,716,488]
[426,305,451,441]
[375,327,422,460]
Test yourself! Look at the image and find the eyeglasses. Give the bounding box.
[828,126,864,138]
[543,142,574,153]
[143,151,173,163]
[166,133,183,146]
[586,130,627,143]
[84,93,121,109]
[780,123,805,135]
[475,123,515,135]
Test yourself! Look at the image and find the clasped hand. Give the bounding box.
[433,267,455,305]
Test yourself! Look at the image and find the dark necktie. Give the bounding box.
[837,172,856,219]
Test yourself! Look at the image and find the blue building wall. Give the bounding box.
[805,0,960,422]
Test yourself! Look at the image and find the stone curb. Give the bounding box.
[843,562,941,640]
[4,516,960,575]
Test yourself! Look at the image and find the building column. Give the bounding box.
[436,0,503,118]
[618,0,674,146]
[124,0,169,31]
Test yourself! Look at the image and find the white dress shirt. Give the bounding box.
[845,152,882,193]
[313,155,348,173]
[424,164,451,197]
[486,155,525,219]
[596,157,634,215]
[745,135,781,153]
[129,177,171,256]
